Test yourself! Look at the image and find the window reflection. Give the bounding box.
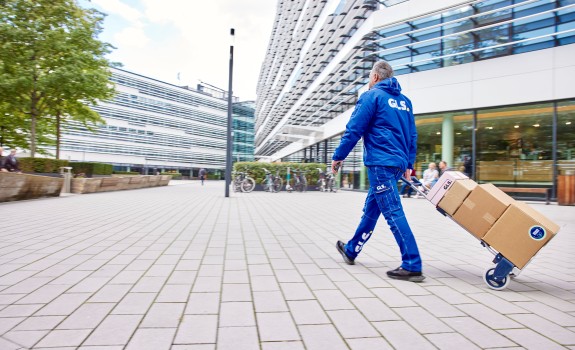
[370,0,575,74]
[477,103,553,185]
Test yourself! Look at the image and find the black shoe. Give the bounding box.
[387,267,425,282]
[336,241,355,265]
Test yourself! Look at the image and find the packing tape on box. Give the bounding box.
[483,213,496,225]
[463,199,476,210]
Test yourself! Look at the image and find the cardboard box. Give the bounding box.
[437,179,478,216]
[483,202,560,269]
[426,171,469,205]
[452,183,515,239]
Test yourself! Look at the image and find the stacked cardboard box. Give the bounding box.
[426,171,469,205]
[483,202,560,269]
[437,179,477,216]
[452,183,515,239]
[428,172,560,269]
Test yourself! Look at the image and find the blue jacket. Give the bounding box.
[332,77,417,170]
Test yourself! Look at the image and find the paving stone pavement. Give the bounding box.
[0,180,574,350]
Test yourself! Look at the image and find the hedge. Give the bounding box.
[70,162,113,177]
[161,172,182,179]
[233,162,329,185]
[18,158,70,173]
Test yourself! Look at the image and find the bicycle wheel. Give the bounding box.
[241,177,255,193]
[233,179,239,192]
[272,178,282,193]
[294,182,302,192]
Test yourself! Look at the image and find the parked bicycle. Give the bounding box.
[285,167,293,193]
[317,168,327,191]
[317,167,337,192]
[232,171,255,193]
[292,169,308,192]
[326,170,337,192]
[262,168,283,193]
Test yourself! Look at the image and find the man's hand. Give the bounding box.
[404,169,412,180]
[332,160,343,174]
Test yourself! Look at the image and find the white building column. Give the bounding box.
[442,115,454,167]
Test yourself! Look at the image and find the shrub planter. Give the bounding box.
[0,172,63,203]
[71,175,171,194]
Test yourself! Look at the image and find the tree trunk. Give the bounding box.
[30,78,38,158]
[30,114,36,158]
[56,111,61,159]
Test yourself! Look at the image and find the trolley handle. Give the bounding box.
[400,176,422,186]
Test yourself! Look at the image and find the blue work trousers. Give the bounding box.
[343,166,422,272]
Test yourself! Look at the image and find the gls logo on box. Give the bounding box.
[388,98,410,112]
[443,179,453,190]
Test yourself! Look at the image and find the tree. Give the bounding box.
[0,0,116,157]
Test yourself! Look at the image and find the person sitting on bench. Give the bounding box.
[421,162,438,190]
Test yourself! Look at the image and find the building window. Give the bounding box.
[476,103,554,185]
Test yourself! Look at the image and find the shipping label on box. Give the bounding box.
[426,171,469,205]
[483,202,560,269]
[452,183,515,239]
[437,179,478,216]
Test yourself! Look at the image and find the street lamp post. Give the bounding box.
[225,28,235,198]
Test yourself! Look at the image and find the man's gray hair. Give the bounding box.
[371,61,394,80]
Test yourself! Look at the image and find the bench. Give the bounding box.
[498,187,551,205]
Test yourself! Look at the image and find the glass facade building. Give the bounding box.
[256,0,575,196]
[59,68,254,177]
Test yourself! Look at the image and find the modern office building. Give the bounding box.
[255,0,575,193]
[58,68,254,177]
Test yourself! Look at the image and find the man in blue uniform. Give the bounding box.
[332,60,424,282]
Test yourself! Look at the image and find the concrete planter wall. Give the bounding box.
[71,175,171,194]
[0,172,63,203]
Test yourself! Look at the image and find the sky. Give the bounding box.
[80,0,278,101]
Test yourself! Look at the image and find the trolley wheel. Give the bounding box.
[483,267,511,290]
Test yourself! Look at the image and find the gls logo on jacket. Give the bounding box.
[388,98,410,112]
[332,77,417,169]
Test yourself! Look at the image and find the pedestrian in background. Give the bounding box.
[0,147,6,172]
[199,168,207,186]
[438,160,453,177]
[332,60,424,282]
[3,149,20,173]
[421,162,438,190]
[400,168,416,198]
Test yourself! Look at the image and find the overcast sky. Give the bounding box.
[81,0,277,101]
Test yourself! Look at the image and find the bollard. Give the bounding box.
[59,166,73,193]
[558,169,575,205]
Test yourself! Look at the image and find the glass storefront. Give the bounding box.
[415,111,473,178]
[477,103,554,185]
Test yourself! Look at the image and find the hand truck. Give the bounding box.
[401,176,520,290]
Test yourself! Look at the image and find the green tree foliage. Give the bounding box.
[0,0,116,157]
[17,157,69,173]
